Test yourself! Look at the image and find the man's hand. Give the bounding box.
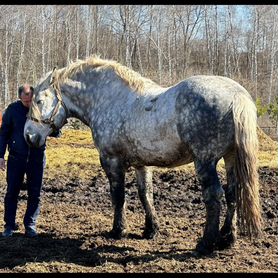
[0,158,6,171]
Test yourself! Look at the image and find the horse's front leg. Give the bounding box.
[194,159,224,255]
[135,167,159,239]
[100,155,127,239]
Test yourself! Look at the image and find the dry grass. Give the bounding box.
[44,130,99,182]
[257,127,278,168]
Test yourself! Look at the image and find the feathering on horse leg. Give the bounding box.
[100,156,127,239]
[135,167,159,239]
[194,159,224,255]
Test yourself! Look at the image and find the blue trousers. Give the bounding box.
[4,154,44,230]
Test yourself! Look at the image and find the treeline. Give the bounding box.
[0,5,277,133]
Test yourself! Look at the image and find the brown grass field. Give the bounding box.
[0,128,277,273]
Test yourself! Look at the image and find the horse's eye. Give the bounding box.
[37,100,44,105]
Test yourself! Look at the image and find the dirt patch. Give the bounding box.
[0,166,277,273]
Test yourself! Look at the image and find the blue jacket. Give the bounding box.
[0,100,50,162]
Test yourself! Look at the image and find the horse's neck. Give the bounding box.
[59,76,129,125]
[60,71,166,125]
[60,82,91,125]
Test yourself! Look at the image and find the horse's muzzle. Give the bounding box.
[25,130,41,148]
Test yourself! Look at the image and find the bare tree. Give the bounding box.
[0,6,17,106]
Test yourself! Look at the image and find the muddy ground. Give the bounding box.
[0,165,277,272]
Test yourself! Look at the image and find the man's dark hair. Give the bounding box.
[18,85,34,98]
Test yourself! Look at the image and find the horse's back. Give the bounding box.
[178,75,251,101]
[175,75,253,161]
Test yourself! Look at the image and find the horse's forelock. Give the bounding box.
[29,99,42,123]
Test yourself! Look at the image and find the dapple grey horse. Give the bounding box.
[24,55,262,255]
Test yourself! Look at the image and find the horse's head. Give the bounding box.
[24,68,68,148]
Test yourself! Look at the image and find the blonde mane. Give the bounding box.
[54,55,160,94]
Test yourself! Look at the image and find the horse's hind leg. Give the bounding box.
[194,159,224,255]
[135,167,159,239]
[218,152,237,249]
[100,155,127,239]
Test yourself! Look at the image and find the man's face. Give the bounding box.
[20,88,33,108]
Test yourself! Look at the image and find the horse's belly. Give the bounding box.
[126,128,193,167]
[139,145,194,167]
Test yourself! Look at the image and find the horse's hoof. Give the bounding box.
[217,233,236,250]
[108,229,127,239]
[142,229,159,239]
[195,240,214,256]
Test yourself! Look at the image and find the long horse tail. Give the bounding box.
[232,92,262,238]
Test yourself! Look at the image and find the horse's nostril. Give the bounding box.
[26,133,33,146]
[25,132,40,147]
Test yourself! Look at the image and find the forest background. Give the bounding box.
[0,5,277,138]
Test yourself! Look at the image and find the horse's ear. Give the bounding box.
[50,67,57,85]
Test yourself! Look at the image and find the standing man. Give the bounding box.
[0,84,58,238]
